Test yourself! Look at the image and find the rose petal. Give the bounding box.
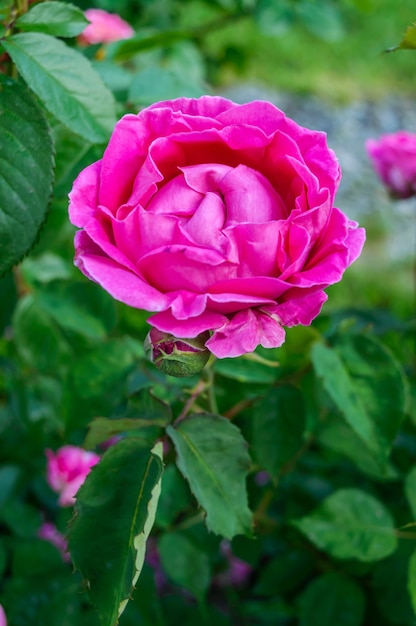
[207,308,286,358]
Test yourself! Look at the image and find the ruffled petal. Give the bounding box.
[207,308,286,358]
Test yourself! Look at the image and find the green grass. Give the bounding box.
[199,0,416,102]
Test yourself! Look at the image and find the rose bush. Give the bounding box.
[69,96,365,358]
[78,8,134,46]
[45,445,100,507]
[366,130,416,199]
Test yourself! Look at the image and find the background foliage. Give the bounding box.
[0,0,415,625]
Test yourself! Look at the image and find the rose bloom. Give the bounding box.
[366,131,416,199]
[0,605,6,626]
[69,96,365,358]
[45,445,100,507]
[78,8,134,46]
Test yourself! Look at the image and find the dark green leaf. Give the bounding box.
[0,75,54,275]
[255,547,314,596]
[156,464,192,529]
[38,280,117,340]
[167,413,253,539]
[312,335,407,462]
[372,543,416,625]
[298,572,365,626]
[318,421,399,481]
[158,531,211,602]
[408,549,416,616]
[68,439,163,626]
[62,338,138,431]
[16,1,88,37]
[405,467,416,519]
[252,385,306,478]
[214,352,279,384]
[3,33,116,143]
[293,488,397,562]
[12,294,73,373]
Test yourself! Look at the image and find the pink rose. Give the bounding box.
[0,605,6,626]
[366,131,416,199]
[78,8,134,46]
[69,96,365,358]
[45,445,100,507]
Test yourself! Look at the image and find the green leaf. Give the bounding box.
[128,65,205,108]
[298,572,366,626]
[252,385,306,478]
[0,75,54,275]
[405,467,416,519]
[155,464,192,529]
[84,388,172,448]
[62,338,138,432]
[16,1,89,37]
[296,1,345,42]
[214,352,279,384]
[372,543,416,625]
[408,549,416,616]
[158,531,211,602]
[311,335,407,462]
[12,294,73,373]
[386,22,416,52]
[167,413,253,539]
[68,439,163,626]
[255,547,314,596]
[293,488,397,562]
[318,421,399,481]
[37,280,117,341]
[3,33,116,143]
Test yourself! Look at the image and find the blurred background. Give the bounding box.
[70,0,416,319]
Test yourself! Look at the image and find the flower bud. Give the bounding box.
[144,328,210,377]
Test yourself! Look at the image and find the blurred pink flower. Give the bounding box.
[78,8,134,45]
[0,605,6,626]
[214,541,252,588]
[45,445,100,507]
[38,521,70,562]
[366,131,416,199]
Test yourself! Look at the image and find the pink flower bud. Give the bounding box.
[78,8,134,46]
[144,328,211,377]
[45,445,100,507]
[0,605,6,626]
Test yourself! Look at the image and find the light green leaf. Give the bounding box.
[16,1,88,37]
[0,75,54,275]
[158,532,211,602]
[298,572,366,626]
[252,385,306,478]
[312,335,407,462]
[128,65,205,108]
[296,1,345,41]
[293,488,397,562]
[3,33,116,143]
[167,414,253,539]
[68,440,163,626]
[387,22,416,52]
